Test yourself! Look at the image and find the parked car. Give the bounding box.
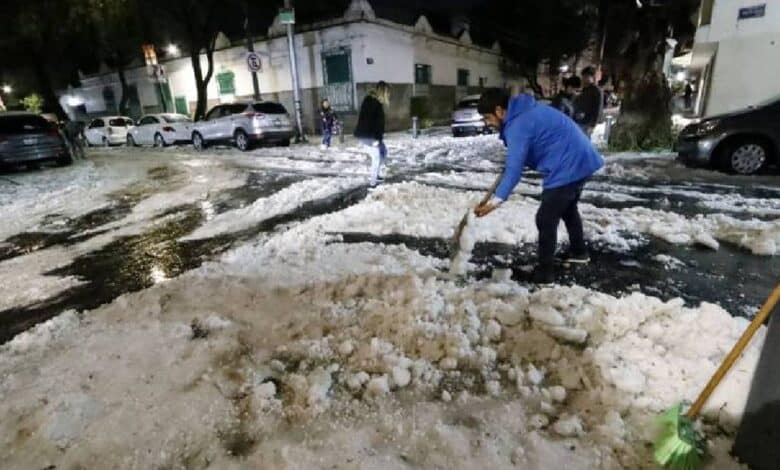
[451,95,492,137]
[84,116,134,147]
[191,101,294,151]
[677,97,780,175]
[0,112,72,169]
[127,113,193,147]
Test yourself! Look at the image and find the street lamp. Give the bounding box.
[1,85,11,94]
[166,44,180,57]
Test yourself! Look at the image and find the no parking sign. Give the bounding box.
[246,52,262,72]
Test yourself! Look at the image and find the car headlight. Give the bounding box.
[696,120,720,136]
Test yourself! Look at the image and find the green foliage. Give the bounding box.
[22,93,44,114]
[609,72,674,151]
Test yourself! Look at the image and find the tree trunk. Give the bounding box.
[117,62,131,117]
[32,58,67,120]
[191,49,208,121]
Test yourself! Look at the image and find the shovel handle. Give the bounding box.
[687,284,780,419]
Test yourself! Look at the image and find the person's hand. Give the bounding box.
[474,202,498,218]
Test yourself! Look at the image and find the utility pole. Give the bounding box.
[244,1,261,101]
[282,0,306,142]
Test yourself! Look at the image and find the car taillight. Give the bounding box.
[162,126,175,132]
[47,128,59,137]
[244,112,264,119]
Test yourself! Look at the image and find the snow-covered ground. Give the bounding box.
[0,132,778,469]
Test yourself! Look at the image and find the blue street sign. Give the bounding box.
[739,4,766,20]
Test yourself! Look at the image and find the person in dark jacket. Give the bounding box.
[474,89,604,285]
[573,66,603,137]
[354,81,390,186]
[550,76,580,117]
[319,99,337,150]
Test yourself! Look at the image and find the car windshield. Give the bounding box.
[457,99,479,109]
[162,114,191,123]
[0,115,49,133]
[109,118,128,127]
[252,102,287,114]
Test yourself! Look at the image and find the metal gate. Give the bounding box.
[322,48,354,112]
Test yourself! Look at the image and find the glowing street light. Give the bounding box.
[1,85,11,94]
[166,44,180,56]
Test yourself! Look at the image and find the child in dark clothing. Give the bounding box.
[320,99,338,150]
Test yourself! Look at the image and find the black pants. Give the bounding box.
[535,178,588,267]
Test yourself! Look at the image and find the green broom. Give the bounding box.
[654,284,780,469]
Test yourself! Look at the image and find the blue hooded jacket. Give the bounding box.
[494,94,604,200]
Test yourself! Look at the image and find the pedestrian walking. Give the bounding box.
[573,66,603,137]
[684,82,693,110]
[319,98,338,150]
[550,76,580,117]
[354,81,390,187]
[473,89,604,285]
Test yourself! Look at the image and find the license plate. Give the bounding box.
[23,138,36,145]
[273,119,282,126]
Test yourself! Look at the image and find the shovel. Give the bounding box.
[450,175,502,261]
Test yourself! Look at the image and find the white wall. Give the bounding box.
[412,36,503,88]
[697,1,780,44]
[705,31,780,115]
[61,17,507,117]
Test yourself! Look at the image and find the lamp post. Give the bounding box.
[282,0,306,142]
[1,85,11,94]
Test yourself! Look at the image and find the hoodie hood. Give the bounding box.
[505,94,537,125]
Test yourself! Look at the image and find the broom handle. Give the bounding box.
[479,174,503,206]
[687,284,780,419]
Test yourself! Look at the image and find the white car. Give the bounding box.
[191,101,294,151]
[451,95,492,137]
[127,113,193,147]
[85,116,134,146]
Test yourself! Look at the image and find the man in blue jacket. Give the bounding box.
[474,89,604,285]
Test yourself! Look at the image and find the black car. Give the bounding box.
[677,97,780,175]
[0,112,72,169]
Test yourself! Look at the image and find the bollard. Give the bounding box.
[412,116,419,139]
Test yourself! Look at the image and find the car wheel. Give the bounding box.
[234,129,250,151]
[277,138,291,147]
[725,140,769,175]
[102,136,110,147]
[127,135,136,147]
[154,133,165,148]
[192,132,206,151]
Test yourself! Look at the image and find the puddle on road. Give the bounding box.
[331,231,775,317]
[0,184,370,343]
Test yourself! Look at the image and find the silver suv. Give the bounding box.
[191,101,294,151]
[451,95,492,137]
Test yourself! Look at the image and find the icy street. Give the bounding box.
[0,131,779,468]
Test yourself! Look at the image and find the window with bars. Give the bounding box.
[457,69,470,87]
[415,64,431,84]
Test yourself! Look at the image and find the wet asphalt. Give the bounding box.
[0,146,778,342]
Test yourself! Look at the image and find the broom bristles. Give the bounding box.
[653,403,706,470]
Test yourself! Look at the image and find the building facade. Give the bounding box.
[59,0,507,133]
[688,0,780,117]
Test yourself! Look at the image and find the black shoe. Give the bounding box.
[531,266,555,286]
[557,251,590,265]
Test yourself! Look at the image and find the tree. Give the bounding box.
[81,0,144,117]
[600,0,699,150]
[141,0,239,120]
[0,0,91,119]
[472,0,598,97]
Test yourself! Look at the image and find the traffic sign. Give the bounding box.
[246,52,262,72]
[279,8,295,25]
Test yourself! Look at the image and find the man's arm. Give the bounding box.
[475,126,530,217]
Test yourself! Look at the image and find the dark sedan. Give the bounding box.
[677,97,780,175]
[0,112,72,170]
